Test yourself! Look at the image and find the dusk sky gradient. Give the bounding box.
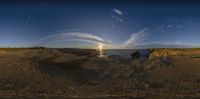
[0,0,200,48]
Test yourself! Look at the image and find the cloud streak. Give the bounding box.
[111,15,123,22]
[123,28,149,48]
[112,9,123,16]
[36,28,149,49]
[37,32,113,46]
[111,9,124,22]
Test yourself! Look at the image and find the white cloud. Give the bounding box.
[112,9,123,16]
[111,15,123,22]
[166,24,173,28]
[111,9,124,23]
[38,32,113,46]
[123,28,149,48]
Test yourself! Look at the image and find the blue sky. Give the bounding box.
[0,0,200,48]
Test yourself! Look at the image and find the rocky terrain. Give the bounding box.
[0,48,199,98]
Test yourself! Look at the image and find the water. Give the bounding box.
[97,49,150,59]
[106,49,137,58]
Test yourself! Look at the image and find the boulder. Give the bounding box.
[131,51,142,59]
[131,50,150,59]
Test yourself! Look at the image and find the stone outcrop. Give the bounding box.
[131,51,142,59]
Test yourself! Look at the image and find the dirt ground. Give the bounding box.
[0,48,199,98]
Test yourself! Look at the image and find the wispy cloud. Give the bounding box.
[37,32,113,46]
[111,15,123,22]
[122,28,149,48]
[166,24,173,28]
[111,9,124,22]
[112,9,123,16]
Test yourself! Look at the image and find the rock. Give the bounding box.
[148,49,177,59]
[131,50,150,59]
[158,57,173,66]
[131,51,142,59]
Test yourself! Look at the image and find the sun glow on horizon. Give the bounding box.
[98,43,103,52]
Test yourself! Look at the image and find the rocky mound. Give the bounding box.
[149,48,200,59]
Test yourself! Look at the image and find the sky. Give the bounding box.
[0,0,200,48]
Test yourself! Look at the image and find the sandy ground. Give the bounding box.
[0,48,199,98]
